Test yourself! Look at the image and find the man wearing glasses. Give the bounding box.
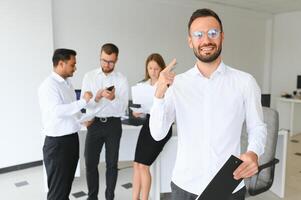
[149,8,267,200]
[81,43,129,200]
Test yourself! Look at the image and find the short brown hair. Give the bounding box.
[101,43,119,56]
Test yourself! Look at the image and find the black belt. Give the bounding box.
[46,132,77,139]
[94,117,120,123]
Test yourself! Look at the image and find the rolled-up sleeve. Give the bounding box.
[110,77,129,115]
[244,76,267,157]
[149,88,175,141]
[39,83,87,118]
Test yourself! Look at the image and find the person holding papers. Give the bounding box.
[149,9,267,200]
[81,43,129,200]
[132,53,172,200]
[38,49,93,200]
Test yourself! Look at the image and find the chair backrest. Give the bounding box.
[241,107,279,195]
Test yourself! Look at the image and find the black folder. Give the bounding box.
[196,155,243,200]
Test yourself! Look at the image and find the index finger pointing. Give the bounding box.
[164,58,177,72]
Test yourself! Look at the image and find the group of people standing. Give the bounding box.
[38,8,267,200]
[39,43,171,200]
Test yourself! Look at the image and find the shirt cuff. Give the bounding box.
[247,144,263,158]
[110,97,118,104]
[78,99,87,108]
[153,96,165,105]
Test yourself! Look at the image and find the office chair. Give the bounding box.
[241,107,279,196]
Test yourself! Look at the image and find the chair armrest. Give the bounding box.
[258,158,279,172]
[248,158,279,196]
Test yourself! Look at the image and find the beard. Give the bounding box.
[102,66,114,74]
[62,70,74,79]
[193,43,222,63]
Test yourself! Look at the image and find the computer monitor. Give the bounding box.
[297,75,301,89]
[124,100,145,126]
[75,89,86,113]
[261,94,270,107]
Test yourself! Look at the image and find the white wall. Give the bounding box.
[0,0,273,168]
[0,0,53,168]
[271,11,301,106]
[52,0,271,90]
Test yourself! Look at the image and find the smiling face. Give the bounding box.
[188,16,224,63]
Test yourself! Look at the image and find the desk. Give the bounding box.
[150,130,288,199]
[44,124,141,191]
[270,129,288,198]
[76,124,141,175]
[150,137,177,200]
[277,97,301,136]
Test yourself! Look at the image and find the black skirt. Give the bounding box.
[134,115,172,166]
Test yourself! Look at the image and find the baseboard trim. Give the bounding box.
[0,160,43,174]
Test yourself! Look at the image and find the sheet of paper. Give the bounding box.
[129,107,148,113]
[131,83,155,110]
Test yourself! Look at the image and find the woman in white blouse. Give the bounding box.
[132,53,172,200]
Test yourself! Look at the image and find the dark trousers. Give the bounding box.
[171,182,246,200]
[43,133,79,200]
[85,117,122,200]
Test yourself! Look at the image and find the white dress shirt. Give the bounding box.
[81,68,129,118]
[38,72,87,137]
[150,62,267,195]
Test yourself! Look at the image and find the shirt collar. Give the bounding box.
[51,71,71,85]
[215,61,226,74]
[190,61,227,78]
[96,68,116,77]
[51,71,65,82]
[147,79,158,87]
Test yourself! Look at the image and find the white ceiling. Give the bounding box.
[198,0,301,14]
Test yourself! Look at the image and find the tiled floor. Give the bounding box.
[0,161,133,200]
[247,133,301,200]
[0,134,300,200]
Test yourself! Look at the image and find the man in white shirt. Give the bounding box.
[149,8,267,200]
[38,49,93,200]
[81,43,129,200]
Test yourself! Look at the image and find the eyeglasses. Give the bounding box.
[101,59,116,66]
[191,28,221,40]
